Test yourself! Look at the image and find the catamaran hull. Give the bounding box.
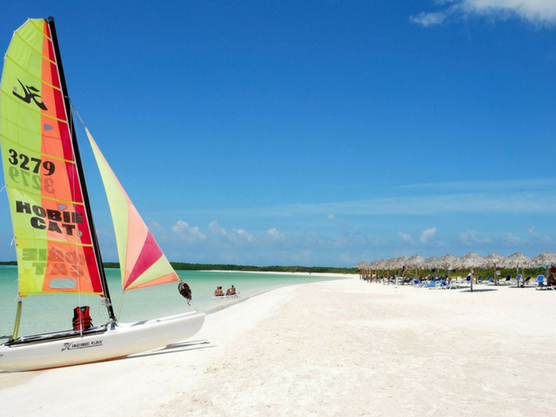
[0,311,205,372]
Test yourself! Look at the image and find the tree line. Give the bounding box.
[0,261,357,275]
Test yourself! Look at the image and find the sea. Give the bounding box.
[0,266,347,339]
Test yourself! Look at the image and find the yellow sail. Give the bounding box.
[0,19,104,295]
[86,129,179,290]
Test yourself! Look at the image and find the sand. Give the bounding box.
[1,276,555,416]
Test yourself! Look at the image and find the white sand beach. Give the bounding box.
[1,276,555,416]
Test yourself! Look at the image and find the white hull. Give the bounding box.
[0,311,205,372]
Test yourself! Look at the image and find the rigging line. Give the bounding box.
[71,106,82,327]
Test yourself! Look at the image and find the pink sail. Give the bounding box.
[86,128,179,290]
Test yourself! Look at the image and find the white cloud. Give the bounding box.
[328,214,337,221]
[410,12,447,26]
[503,232,528,244]
[398,231,413,242]
[420,227,438,243]
[171,220,206,241]
[209,220,227,236]
[234,228,256,242]
[528,226,554,243]
[460,230,492,244]
[411,0,556,27]
[267,228,285,241]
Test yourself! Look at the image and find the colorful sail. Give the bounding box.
[0,19,104,295]
[86,129,179,290]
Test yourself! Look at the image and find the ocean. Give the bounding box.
[0,266,347,339]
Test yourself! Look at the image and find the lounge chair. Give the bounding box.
[481,276,493,284]
[421,280,437,289]
[502,275,512,285]
[438,280,456,290]
[452,275,471,289]
[523,276,531,285]
[534,275,555,290]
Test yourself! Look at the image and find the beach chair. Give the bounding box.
[481,276,493,284]
[438,280,456,290]
[502,275,512,285]
[427,280,446,290]
[535,275,548,290]
[452,275,471,289]
[420,280,437,289]
[523,276,531,285]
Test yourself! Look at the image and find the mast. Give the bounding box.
[47,17,116,321]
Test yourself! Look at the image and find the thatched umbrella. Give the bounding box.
[502,252,532,269]
[376,259,388,281]
[355,261,366,279]
[438,254,458,278]
[407,254,425,271]
[367,260,379,282]
[532,252,556,267]
[502,252,533,285]
[532,252,556,280]
[459,252,486,291]
[424,256,440,274]
[484,253,505,285]
[390,256,408,284]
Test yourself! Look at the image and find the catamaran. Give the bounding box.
[0,17,205,372]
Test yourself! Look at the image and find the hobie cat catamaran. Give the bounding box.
[0,18,204,372]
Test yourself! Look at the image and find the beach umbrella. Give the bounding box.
[532,252,556,267]
[502,252,533,269]
[484,253,505,267]
[502,253,533,286]
[438,254,458,272]
[390,256,407,271]
[459,252,486,269]
[406,254,425,280]
[354,261,366,270]
[424,256,439,272]
[485,253,505,285]
[407,254,425,269]
[458,253,486,292]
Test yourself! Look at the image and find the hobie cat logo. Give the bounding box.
[13,79,48,110]
[61,340,103,351]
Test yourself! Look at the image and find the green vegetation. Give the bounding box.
[169,263,357,274]
[0,261,357,275]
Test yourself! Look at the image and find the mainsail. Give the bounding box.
[0,19,105,296]
[85,128,179,290]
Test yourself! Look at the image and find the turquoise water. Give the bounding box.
[0,266,347,338]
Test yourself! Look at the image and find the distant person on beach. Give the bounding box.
[214,286,224,297]
[227,285,236,296]
[548,274,556,286]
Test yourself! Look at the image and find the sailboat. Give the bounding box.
[0,17,205,372]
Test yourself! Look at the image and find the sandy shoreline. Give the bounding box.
[1,277,555,416]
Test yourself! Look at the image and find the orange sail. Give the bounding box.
[0,19,103,295]
[86,129,179,291]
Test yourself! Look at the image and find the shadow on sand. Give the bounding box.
[121,339,213,361]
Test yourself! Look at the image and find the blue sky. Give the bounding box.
[0,1,555,267]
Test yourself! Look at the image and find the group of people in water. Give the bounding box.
[214,284,237,297]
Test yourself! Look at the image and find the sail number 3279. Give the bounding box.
[8,149,56,175]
